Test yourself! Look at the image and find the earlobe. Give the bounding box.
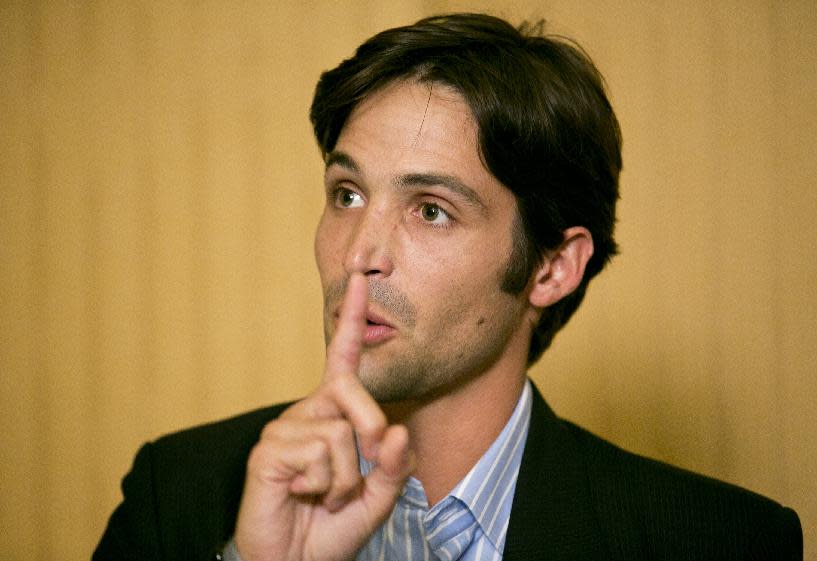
[528,226,594,308]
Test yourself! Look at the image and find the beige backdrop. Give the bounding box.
[2,1,815,559]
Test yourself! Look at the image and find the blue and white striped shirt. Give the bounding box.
[356,380,533,561]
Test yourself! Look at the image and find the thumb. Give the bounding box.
[359,424,413,521]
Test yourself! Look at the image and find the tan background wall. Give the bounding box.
[1,1,815,559]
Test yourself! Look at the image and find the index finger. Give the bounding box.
[324,272,367,381]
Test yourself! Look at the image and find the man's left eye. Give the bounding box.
[419,203,450,225]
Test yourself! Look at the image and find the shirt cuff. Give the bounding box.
[215,538,244,561]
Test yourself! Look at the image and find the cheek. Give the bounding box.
[407,252,489,320]
[417,237,516,315]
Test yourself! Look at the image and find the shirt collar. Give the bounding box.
[448,380,532,550]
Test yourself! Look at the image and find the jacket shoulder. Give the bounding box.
[149,402,294,540]
[146,402,293,502]
[564,421,803,560]
[93,402,292,561]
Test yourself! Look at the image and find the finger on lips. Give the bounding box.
[315,272,388,460]
[324,272,367,380]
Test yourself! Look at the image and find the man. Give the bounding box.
[94,13,802,561]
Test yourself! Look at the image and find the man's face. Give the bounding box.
[315,79,534,403]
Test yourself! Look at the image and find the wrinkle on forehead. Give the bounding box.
[410,82,434,149]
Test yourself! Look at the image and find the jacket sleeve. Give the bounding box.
[92,442,164,561]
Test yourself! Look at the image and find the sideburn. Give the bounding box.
[500,211,540,294]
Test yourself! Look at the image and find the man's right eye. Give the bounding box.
[334,188,364,209]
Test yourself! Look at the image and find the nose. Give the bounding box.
[343,207,394,278]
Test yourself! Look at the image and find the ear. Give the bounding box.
[528,226,594,308]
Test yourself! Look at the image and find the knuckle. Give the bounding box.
[259,414,304,441]
[260,420,285,440]
[325,418,354,447]
[304,438,330,463]
[301,394,337,419]
[357,409,387,437]
[245,439,275,474]
[279,398,311,419]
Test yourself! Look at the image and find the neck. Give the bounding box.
[382,364,527,506]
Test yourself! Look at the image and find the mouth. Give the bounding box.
[333,308,397,345]
[363,310,397,345]
[365,310,393,329]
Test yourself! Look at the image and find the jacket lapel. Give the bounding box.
[502,383,609,561]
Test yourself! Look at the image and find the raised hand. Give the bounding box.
[233,273,413,561]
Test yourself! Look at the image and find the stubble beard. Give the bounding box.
[354,309,520,405]
[356,352,436,403]
[357,350,475,405]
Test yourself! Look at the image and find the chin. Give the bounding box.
[357,365,418,404]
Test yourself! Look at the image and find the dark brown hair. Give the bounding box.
[310,13,622,363]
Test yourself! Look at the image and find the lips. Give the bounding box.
[363,310,396,345]
[365,310,393,329]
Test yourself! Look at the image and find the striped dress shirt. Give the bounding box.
[357,381,533,561]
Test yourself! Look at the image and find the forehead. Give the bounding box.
[331,79,507,203]
[344,78,474,135]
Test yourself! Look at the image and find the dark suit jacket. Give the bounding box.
[94,384,802,560]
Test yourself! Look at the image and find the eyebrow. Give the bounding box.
[325,150,359,174]
[395,173,486,211]
[325,149,487,211]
